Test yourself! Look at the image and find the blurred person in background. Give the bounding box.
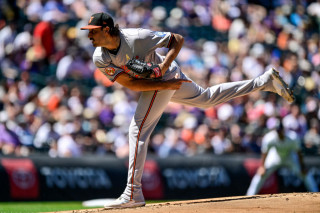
[211,126,234,155]
[34,117,60,154]
[246,120,318,195]
[282,104,308,140]
[56,129,81,158]
[0,122,21,155]
[156,127,187,158]
[303,118,320,155]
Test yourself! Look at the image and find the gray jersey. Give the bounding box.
[93,28,179,81]
[90,28,283,202]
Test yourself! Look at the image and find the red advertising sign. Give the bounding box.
[142,160,164,199]
[1,158,39,199]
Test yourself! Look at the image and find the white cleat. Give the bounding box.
[104,196,146,209]
[264,67,295,103]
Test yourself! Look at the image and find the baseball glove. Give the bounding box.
[123,58,162,79]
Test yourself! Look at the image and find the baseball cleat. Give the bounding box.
[266,68,295,103]
[104,196,145,209]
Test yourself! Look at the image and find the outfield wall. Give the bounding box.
[0,154,319,201]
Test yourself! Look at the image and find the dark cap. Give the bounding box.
[81,13,114,30]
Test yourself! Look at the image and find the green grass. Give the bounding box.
[0,202,95,213]
[0,200,167,213]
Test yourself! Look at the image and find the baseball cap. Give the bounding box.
[81,13,114,30]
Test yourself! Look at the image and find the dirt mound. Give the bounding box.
[55,192,320,213]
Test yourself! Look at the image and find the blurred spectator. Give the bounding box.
[17,71,38,103]
[211,126,234,155]
[38,80,65,112]
[57,133,81,157]
[56,46,93,80]
[157,127,188,158]
[242,124,261,154]
[33,119,60,152]
[0,123,21,155]
[303,118,320,155]
[282,104,308,139]
[33,20,55,60]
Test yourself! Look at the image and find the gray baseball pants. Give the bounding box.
[122,73,268,202]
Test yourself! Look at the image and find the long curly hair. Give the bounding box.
[109,24,120,37]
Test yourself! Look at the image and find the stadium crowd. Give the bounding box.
[0,0,319,158]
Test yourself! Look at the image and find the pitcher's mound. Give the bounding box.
[57,192,320,213]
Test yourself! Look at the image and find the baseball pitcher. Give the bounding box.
[81,12,295,209]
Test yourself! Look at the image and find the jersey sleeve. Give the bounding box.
[261,131,278,153]
[93,49,125,82]
[137,29,174,55]
[261,140,272,153]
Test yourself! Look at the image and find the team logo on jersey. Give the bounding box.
[104,67,115,76]
[154,31,167,37]
[126,54,131,62]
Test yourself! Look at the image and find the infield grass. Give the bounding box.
[0,200,165,213]
[0,201,90,213]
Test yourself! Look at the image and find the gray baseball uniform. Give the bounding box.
[93,28,271,202]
